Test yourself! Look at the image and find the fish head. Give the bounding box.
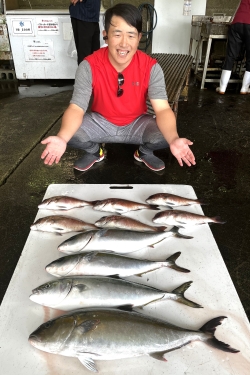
[152,212,164,224]
[94,215,110,227]
[58,231,96,254]
[29,314,75,353]
[29,279,72,306]
[92,200,106,211]
[30,219,43,230]
[46,255,82,277]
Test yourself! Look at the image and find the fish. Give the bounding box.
[92,198,159,214]
[29,277,201,310]
[95,215,167,232]
[57,227,193,255]
[152,210,226,228]
[45,251,190,277]
[146,193,206,208]
[30,215,97,234]
[29,309,239,373]
[38,195,93,210]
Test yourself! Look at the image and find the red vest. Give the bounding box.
[232,0,250,24]
[85,47,157,126]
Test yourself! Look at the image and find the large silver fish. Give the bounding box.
[29,309,239,373]
[29,276,201,310]
[57,228,193,254]
[30,215,97,234]
[152,210,226,228]
[38,195,93,210]
[146,193,206,208]
[92,198,159,214]
[46,251,190,277]
[95,215,167,232]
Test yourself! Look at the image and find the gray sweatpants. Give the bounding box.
[68,112,169,155]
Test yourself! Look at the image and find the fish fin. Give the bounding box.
[156,226,168,232]
[74,284,88,293]
[109,275,121,280]
[200,316,239,353]
[84,251,99,261]
[149,351,168,362]
[165,252,190,273]
[117,304,134,312]
[78,356,99,372]
[76,319,100,334]
[171,226,193,239]
[171,281,203,308]
[196,198,208,206]
[91,200,101,206]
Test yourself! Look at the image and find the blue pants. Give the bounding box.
[68,112,169,155]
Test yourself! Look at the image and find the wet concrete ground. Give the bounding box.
[0,76,249,320]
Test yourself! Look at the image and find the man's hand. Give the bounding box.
[170,138,196,167]
[41,136,67,165]
[70,0,84,5]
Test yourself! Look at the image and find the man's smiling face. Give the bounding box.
[104,15,142,72]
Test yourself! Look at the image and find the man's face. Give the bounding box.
[104,15,142,72]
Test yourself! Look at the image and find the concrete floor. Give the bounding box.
[0,76,249,321]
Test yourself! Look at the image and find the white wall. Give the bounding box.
[152,0,206,54]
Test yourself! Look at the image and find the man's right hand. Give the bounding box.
[41,136,67,165]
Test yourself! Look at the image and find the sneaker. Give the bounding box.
[134,149,165,171]
[74,147,104,171]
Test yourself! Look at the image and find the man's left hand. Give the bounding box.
[170,138,196,167]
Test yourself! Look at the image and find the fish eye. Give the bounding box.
[44,321,52,328]
[44,284,51,289]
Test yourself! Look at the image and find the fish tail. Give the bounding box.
[200,316,240,353]
[211,216,226,224]
[171,226,193,239]
[90,200,100,207]
[156,226,168,232]
[148,204,160,211]
[165,252,190,273]
[196,198,208,206]
[171,281,202,308]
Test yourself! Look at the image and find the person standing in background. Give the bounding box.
[70,0,101,65]
[216,0,250,94]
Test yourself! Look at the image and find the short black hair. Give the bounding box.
[104,3,142,34]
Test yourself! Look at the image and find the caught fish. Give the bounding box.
[58,228,193,255]
[30,215,97,234]
[146,193,206,208]
[92,198,159,214]
[29,277,201,310]
[29,309,239,373]
[95,215,167,232]
[46,251,190,277]
[38,195,93,210]
[152,210,226,228]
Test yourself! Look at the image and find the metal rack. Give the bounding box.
[190,15,244,89]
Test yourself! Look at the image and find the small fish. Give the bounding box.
[30,215,97,234]
[29,309,239,373]
[29,277,201,310]
[57,228,193,255]
[146,193,206,208]
[95,215,167,232]
[46,251,190,277]
[38,195,93,210]
[152,210,226,228]
[92,198,159,214]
